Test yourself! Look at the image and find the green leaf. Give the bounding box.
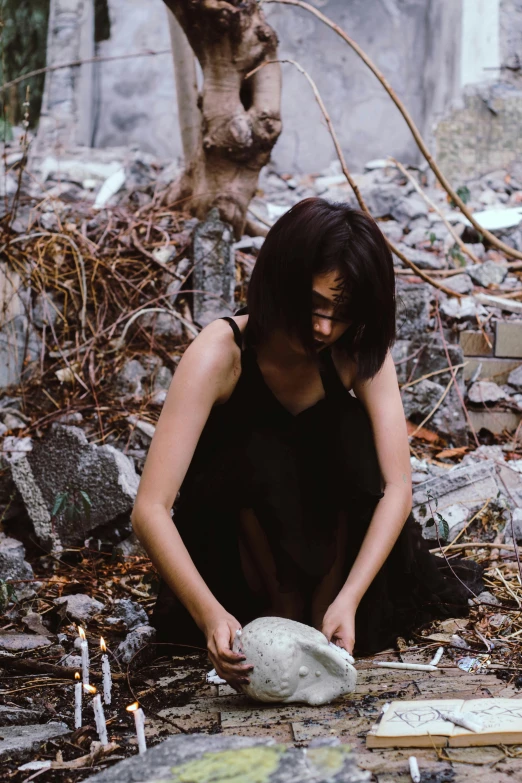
[51,491,68,517]
[425,517,435,528]
[418,504,427,519]
[79,491,92,521]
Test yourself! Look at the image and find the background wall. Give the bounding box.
[37,0,522,181]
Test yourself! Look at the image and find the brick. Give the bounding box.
[460,330,493,356]
[463,357,522,383]
[468,409,522,435]
[495,320,522,358]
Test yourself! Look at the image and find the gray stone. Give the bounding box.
[396,281,430,339]
[22,612,51,637]
[84,734,370,783]
[32,291,62,329]
[54,593,105,622]
[115,359,147,399]
[412,460,504,529]
[363,183,403,218]
[402,226,432,248]
[3,412,26,430]
[0,633,52,652]
[153,365,173,392]
[0,533,33,583]
[508,365,522,390]
[440,296,486,320]
[378,219,403,243]
[391,193,429,224]
[61,653,82,668]
[402,379,445,420]
[468,381,509,404]
[116,624,156,664]
[106,598,148,630]
[444,273,474,295]
[466,260,508,288]
[114,533,148,559]
[0,705,44,726]
[4,424,139,547]
[192,209,235,327]
[394,243,446,270]
[0,722,68,758]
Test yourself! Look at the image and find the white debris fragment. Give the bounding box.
[459,206,522,232]
[429,646,444,666]
[206,668,227,685]
[438,710,482,733]
[94,167,126,209]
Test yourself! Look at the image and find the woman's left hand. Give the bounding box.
[321,594,357,654]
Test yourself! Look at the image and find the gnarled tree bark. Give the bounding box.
[163,0,282,238]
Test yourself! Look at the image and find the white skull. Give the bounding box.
[232,616,357,706]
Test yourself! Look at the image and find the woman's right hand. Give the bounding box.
[204,612,253,689]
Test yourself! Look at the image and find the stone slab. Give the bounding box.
[495,320,522,358]
[468,409,522,434]
[460,330,493,357]
[0,722,68,758]
[0,705,45,726]
[0,633,51,652]
[463,357,522,382]
[84,733,370,783]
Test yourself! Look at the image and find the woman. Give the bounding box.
[131,198,481,689]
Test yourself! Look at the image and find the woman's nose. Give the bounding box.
[313,315,333,338]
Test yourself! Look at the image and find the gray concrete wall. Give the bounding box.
[38,0,521,180]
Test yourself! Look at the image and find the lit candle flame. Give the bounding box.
[75,672,80,680]
[126,701,139,712]
[78,626,86,641]
[100,637,107,653]
[83,684,97,694]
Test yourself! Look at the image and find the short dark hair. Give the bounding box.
[244,197,396,380]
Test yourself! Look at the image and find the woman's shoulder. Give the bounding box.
[193,315,248,404]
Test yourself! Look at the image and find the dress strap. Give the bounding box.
[220,316,243,350]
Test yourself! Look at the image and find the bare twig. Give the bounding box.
[265,0,522,261]
[246,58,465,298]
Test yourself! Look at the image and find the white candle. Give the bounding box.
[408,756,421,783]
[127,702,147,754]
[74,673,82,729]
[78,627,89,685]
[100,638,112,705]
[376,662,438,672]
[429,646,444,666]
[92,693,109,746]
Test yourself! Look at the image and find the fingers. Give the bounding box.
[207,626,254,686]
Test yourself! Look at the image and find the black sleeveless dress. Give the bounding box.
[151,311,482,655]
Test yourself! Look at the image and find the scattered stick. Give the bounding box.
[0,657,132,683]
[389,157,481,266]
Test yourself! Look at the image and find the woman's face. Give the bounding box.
[310,268,352,351]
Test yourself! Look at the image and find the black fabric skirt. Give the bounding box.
[151,382,483,655]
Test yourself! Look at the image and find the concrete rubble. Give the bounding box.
[54,593,106,623]
[84,734,370,783]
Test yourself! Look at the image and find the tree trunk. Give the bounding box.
[166,7,199,163]
[163,0,282,239]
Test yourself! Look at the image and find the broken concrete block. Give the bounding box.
[106,598,148,630]
[116,624,156,664]
[396,281,430,339]
[467,260,507,288]
[54,593,105,623]
[443,274,474,295]
[0,533,33,583]
[468,381,509,403]
[495,320,522,358]
[191,208,235,327]
[5,424,139,548]
[412,460,503,531]
[459,330,493,357]
[0,633,52,652]
[0,706,45,726]
[463,357,522,383]
[508,365,522,390]
[0,722,68,758]
[468,409,522,435]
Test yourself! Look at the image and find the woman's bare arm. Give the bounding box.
[131,320,252,683]
[322,351,412,650]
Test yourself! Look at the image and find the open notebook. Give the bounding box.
[367,698,522,748]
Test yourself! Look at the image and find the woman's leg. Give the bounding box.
[238,507,305,621]
[310,509,348,630]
